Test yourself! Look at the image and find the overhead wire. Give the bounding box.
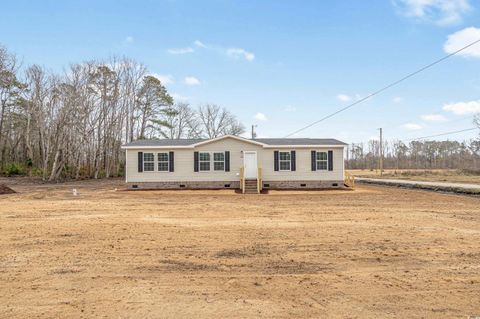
[285,38,480,137]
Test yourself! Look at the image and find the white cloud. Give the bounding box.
[149,73,174,85]
[180,40,256,62]
[226,48,255,61]
[167,47,194,55]
[194,40,207,48]
[403,123,423,130]
[393,96,403,103]
[393,0,471,25]
[421,114,448,122]
[444,27,480,58]
[124,36,134,44]
[284,105,297,112]
[184,76,201,86]
[254,112,268,121]
[337,94,351,102]
[179,40,256,62]
[443,100,480,115]
[171,93,189,102]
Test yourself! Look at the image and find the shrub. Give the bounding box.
[30,167,44,177]
[3,163,26,176]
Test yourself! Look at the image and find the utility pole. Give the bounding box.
[379,128,383,176]
[251,125,257,139]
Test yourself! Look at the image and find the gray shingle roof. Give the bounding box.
[254,138,347,146]
[123,136,347,147]
[125,139,206,146]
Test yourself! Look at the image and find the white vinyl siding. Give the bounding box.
[125,137,345,183]
[316,151,328,170]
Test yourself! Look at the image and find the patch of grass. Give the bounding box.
[458,169,480,176]
[3,163,27,176]
[215,249,249,258]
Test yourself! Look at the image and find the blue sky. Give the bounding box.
[1,0,480,143]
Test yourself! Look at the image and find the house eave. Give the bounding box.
[191,134,267,147]
[122,144,347,150]
[262,144,347,149]
[121,145,194,150]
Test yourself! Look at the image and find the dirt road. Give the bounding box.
[357,177,480,195]
[1,179,479,318]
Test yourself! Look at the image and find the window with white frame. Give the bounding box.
[143,153,155,172]
[279,151,291,171]
[157,152,169,171]
[213,152,225,171]
[316,151,328,170]
[199,152,210,171]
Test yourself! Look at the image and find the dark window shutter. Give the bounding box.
[311,151,316,171]
[225,151,230,172]
[138,152,143,172]
[290,151,296,171]
[274,151,279,171]
[169,151,174,172]
[328,150,333,171]
[194,152,199,172]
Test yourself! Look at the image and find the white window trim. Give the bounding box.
[143,152,155,172]
[213,151,226,172]
[198,151,226,172]
[316,151,328,171]
[279,151,291,172]
[157,152,170,172]
[142,152,172,173]
[198,152,211,172]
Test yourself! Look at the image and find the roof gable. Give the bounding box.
[192,135,266,147]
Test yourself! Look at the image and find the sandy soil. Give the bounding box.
[350,169,480,185]
[1,178,479,318]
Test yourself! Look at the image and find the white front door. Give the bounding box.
[244,151,257,179]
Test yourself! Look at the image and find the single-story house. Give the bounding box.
[121,135,348,193]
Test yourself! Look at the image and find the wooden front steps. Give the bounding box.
[240,166,263,194]
[243,179,259,194]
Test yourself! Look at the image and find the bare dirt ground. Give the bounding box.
[350,168,480,185]
[1,178,479,318]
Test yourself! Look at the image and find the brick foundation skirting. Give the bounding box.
[262,180,344,189]
[127,180,344,190]
[127,181,240,190]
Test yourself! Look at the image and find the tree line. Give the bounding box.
[346,134,480,171]
[0,45,245,181]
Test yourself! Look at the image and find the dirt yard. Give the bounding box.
[1,178,479,318]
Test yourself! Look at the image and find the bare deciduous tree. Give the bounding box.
[197,104,245,138]
[0,44,247,181]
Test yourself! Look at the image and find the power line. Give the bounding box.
[285,38,480,137]
[403,127,478,142]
